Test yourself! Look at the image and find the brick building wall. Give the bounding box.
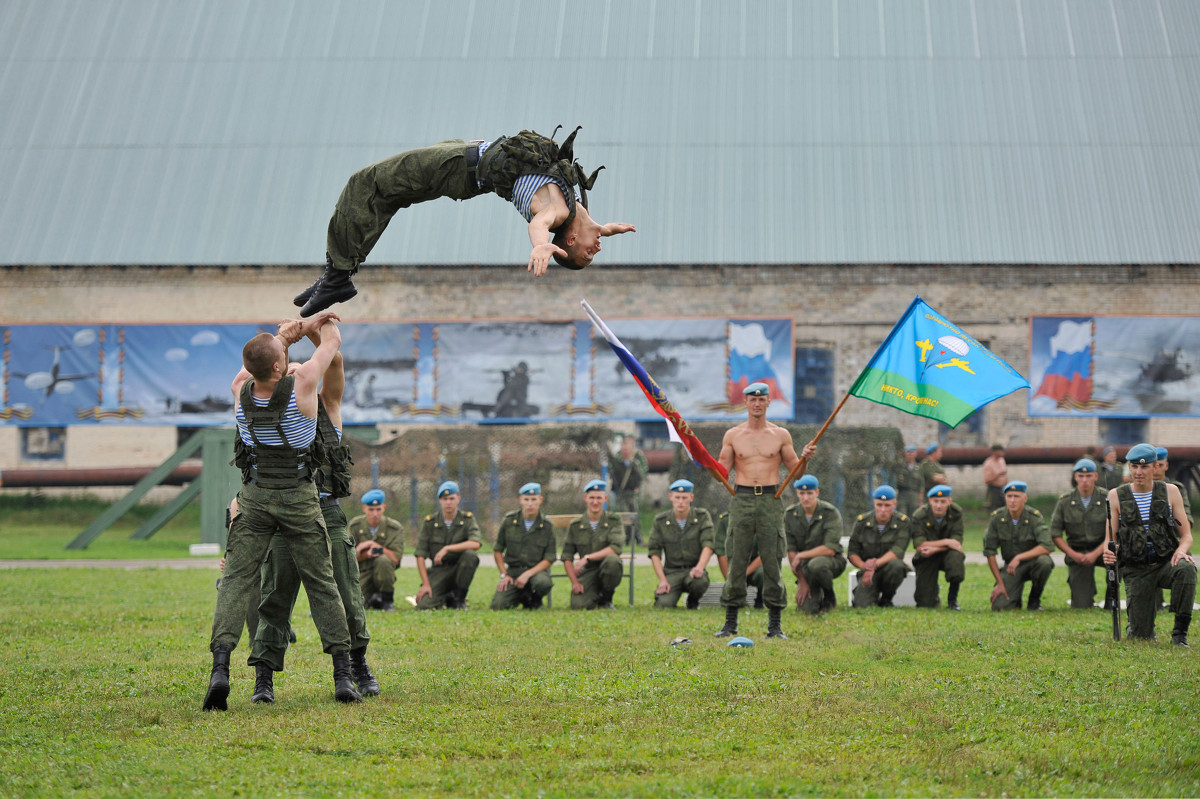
[2,264,1197,496]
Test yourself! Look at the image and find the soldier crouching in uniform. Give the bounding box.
[648,480,715,609]
[349,490,405,611]
[847,486,912,608]
[244,320,380,703]
[1050,459,1112,610]
[414,482,482,610]
[562,480,625,609]
[1104,443,1196,646]
[910,484,965,610]
[983,481,1054,611]
[785,475,846,615]
[491,483,557,610]
[203,313,359,710]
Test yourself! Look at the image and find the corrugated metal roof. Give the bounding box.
[3,0,1199,265]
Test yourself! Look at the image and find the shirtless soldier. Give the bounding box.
[715,383,816,640]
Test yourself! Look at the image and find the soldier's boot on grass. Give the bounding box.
[817,587,837,613]
[202,647,231,711]
[350,646,381,696]
[250,662,275,704]
[379,591,396,612]
[299,259,358,318]
[365,592,384,610]
[753,591,764,609]
[1026,584,1045,611]
[597,590,615,610]
[1172,614,1191,648]
[331,652,363,703]
[878,592,896,608]
[714,605,739,637]
[947,581,962,611]
[766,606,788,639]
[686,593,701,610]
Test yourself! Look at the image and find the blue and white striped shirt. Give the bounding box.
[477,141,580,222]
[1132,490,1153,529]
[235,388,318,449]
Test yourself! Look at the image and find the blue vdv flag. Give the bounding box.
[849,296,1031,427]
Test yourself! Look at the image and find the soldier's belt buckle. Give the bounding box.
[754,485,763,496]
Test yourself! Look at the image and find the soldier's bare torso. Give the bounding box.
[724,423,794,486]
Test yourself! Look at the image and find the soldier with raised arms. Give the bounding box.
[714,383,816,640]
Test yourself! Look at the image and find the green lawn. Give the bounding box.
[0,561,1196,798]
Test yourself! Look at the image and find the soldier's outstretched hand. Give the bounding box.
[528,242,568,277]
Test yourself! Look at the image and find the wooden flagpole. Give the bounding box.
[774,392,851,498]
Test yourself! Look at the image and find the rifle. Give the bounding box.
[1104,496,1120,641]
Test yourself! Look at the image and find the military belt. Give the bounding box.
[464,142,482,184]
[319,495,340,509]
[736,484,778,495]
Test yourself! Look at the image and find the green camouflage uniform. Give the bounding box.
[1050,489,1109,609]
[348,514,406,599]
[1113,482,1196,640]
[491,510,557,610]
[983,506,1055,610]
[647,507,715,608]
[784,499,846,613]
[896,464,925,518]
[561,512,624,609]
[1096,464,1124,492]
[414,511,482,610]
[848,512,911,607]
[720,490,786,611]
[714,511,764,599]
[919,458,945,495]
[910,502,965,608]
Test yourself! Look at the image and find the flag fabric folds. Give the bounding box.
[1032,319,1100,409]
[581,301,729,479]
[849,296,1031,428]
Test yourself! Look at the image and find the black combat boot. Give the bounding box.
[878,592,896,608]
[293,254,330,307]
[350,647,381,696]
[201,646,231,711]
[331,652,363,703]
[714,605,739,637]
[766,606,788,639]
[365,592,384,610]
[250,662,275,704]
[947,582,962,611]
[686,593,701,610]
[1027,583,1045,611]
[819,587,838,613]
[1172,614,1191,647]
[379,591,396,612]
[597,590,615,610]
[299,260,358,317]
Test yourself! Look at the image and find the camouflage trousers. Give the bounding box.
[570,554,623,609]
[721,492,786,610]
[359,554,398,597]
[1064,558,1106,609]
[851,559,910,607]
[991,555,1054,611]
[210,482,349,654]
[913,549,965,608]
[416,551,481,610]
[248,502,370,672]
[490,570,553,610]
[327,139,486,272]
[653,568,711,608]
[1122,559,1197,639]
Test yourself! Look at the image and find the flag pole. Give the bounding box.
[708,466,736,496]
[774,392,851,498]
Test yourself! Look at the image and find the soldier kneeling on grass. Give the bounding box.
[648,480,716,609]
[491,483,557,610]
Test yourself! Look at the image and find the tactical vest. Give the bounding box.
[232,376,320,489]
[314,401,353,498]
[1115,482,1179,566]
[476,126,603,232]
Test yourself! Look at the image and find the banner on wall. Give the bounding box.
[1029,316,1200,417]
[0,318,793,426]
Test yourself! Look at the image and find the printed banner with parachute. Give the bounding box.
[0,317,793,427]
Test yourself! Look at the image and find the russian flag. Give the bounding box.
[582,301,729,482]
[1034,320,1094,407]
[727,322,789,406]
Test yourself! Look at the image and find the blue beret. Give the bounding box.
[927,484,953,498]
[361,489,385,506]
[926,443,940,454]
[1155,447,1168,461]
[1126,443,1157,465]
[872,485,897,501]
[794,475,819,490]
[904,445,918,452]
[1073,459,1097,473]
[1003,480,1027,494]
[437,481,460,498]
[743,382,770,397]
[668,479,695,493]
[584,479,607,494]
[519,482,541,496]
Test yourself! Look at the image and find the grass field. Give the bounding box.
[2,495,1197,797]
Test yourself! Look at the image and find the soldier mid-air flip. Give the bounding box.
[296,127,636,317]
